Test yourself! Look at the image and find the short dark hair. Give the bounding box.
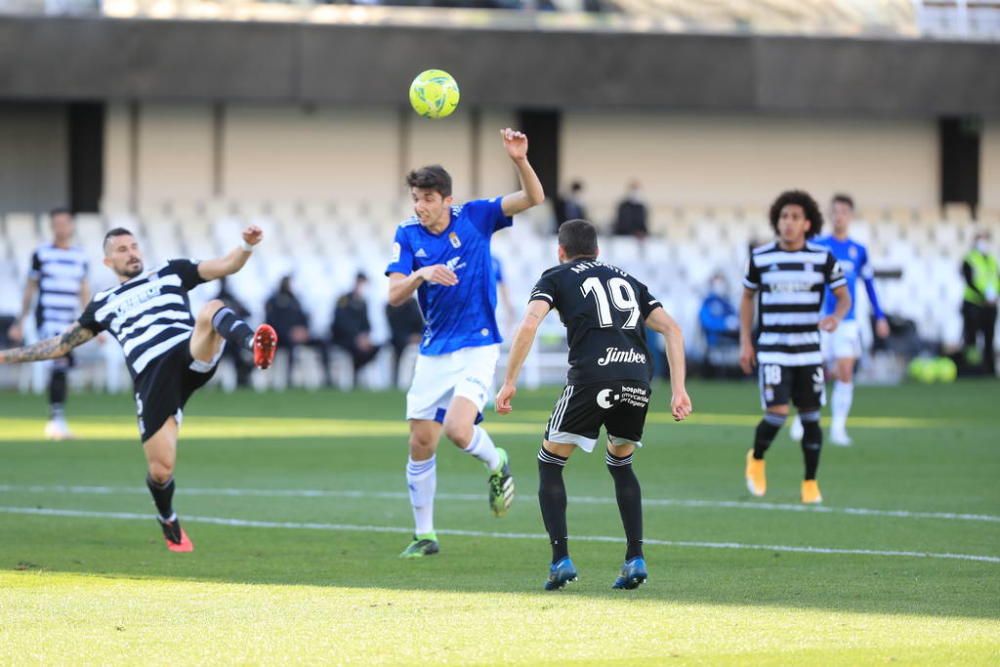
[769,190,824,239]
[406,165,452,198]
[832,193,855,210]
[103,227,134,252]
[49,207,71,219]
[558,219,598,259]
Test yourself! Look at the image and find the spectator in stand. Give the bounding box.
[332,273,381,385]
[554,180,587,232]
[386,298,425,387]
[214,277,254,388]
[699,272,740,377]
[265,275,313,387]
[961,229,999,376]
[612,180,649,239]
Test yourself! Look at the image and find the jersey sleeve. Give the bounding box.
[825,252,847,290]
[385,226,415,276]
[858,246,885,319]
[466,197,513,236]
[742,256,761,290]
[529,271,558,308]
[77,298,105,334]
[635,278,662,319]
[167,259,206,290]
[28,251,41,280]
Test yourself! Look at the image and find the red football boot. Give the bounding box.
[253,323,278,370]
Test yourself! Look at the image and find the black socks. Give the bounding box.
[146,475,176,520]
[49,368,67,419]
[753,412,787,460]
[607,449,643,561]
[799,410,823,480]
[212,307,255,351]
[537,447,569,564]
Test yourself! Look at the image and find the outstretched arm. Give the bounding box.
[0,322,95,364]
[197,225,263,282]
[645,307,692,422]
[496,300,551,414]
[499,129,545,217]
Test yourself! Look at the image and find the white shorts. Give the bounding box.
[406,344,500,423]
[822,320,862,361]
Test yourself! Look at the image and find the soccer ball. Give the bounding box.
[409,69,460,119]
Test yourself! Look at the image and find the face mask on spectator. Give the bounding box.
[976,239,991,254]
[711,279,727,296]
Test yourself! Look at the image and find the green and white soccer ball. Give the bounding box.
[409,69,460,119]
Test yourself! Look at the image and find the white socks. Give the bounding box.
[831,381,854,433]
[462,426,502,472]
[406,456,436,536]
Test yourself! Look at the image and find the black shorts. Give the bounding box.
[133,341,220,443]
[758,362,825,410]
[544,381,651,453]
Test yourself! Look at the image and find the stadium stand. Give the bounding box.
[3,200,994,392]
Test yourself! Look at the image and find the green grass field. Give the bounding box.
[1,379,998,665]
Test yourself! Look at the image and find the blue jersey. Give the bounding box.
[386,197,512,355]
[813,235,884,321]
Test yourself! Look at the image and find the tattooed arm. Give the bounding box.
[0,322,95,364]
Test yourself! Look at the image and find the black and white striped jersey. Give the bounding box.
[743,241,846,367]
[78,260,205,379]
[29,244,89,339]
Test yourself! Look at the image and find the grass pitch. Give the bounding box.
[1,379,998,664]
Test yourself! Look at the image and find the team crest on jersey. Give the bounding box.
[448,232,461,249]
[849,246,858,259]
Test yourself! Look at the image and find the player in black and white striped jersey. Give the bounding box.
[739,190,850,505]
[7,208,91,440]
[0,225,278,553]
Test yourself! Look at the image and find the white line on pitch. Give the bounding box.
[1,505,997,564]
[0,484,995,524]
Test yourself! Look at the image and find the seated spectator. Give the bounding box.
[612,180,648,239]
[386,297,425,386]
[266,275,331,387]
[699,273,740,377]
[554,180,587,232]
[332,273,381,385]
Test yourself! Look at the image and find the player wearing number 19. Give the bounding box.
[0,226,278,552]
[739,190,850,505]
[497,219,692,591]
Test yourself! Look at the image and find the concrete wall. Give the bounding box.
[561,112,939,217]
[103,102,522,212]
[982,119,1000,212]
[0,104,67,214]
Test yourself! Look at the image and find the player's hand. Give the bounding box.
[7,322,23,344]
[875,318,890,338]
[242,225,263,247]
[819,316,840,332]
[417,264,459,286]
[500,128,528,161]
[739,342,756,375]
[495,382,516,415]
[670,390,693,422]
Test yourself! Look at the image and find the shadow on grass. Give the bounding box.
[3,515,997,621]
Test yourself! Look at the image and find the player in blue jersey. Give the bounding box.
[386,128,545,558]
[790,194,889,446]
